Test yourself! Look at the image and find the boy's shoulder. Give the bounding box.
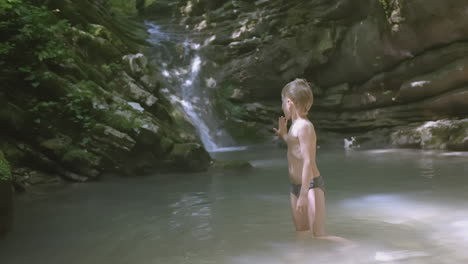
[296,119,315,129]
[293,119,316,135]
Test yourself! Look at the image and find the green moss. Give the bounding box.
[214,83,246,119]
[0,151,12,182]
[426,126,450,148]
[159,137,174,155]
[224,119,266,144]
[99,101,149,135]
[103,112,143,133]
[445,121,468,150]
[40,135,73,155]
[108,0,157,15]
[62,148,101,167]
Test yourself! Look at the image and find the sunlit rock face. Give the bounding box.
[143,0,468,148]
[0,0,213,188]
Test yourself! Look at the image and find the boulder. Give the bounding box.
[166,143,212,172]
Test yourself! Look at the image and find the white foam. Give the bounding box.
[410,80,430,87]
[209,146,249,153]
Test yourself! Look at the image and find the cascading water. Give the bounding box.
[145,22,244,152]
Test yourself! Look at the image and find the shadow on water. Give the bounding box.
[1,145,467,264]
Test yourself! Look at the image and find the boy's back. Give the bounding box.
[286,119,321,185]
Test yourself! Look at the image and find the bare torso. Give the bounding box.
[286,119,320,184]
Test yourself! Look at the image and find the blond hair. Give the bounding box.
[281,78,314,113]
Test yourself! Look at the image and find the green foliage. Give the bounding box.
[63,82,98,129]
[29,80,104,131]
[109,0,137,14]
[100,62,124,78]
[0,151,12,182]
[1,0,72,89]
[379,0,391,18]
[107,0,157,14]
[214,83,245,119]
[0,0,21,14]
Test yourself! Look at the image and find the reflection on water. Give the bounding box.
[0,146,467,264]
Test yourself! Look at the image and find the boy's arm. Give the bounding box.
[298,123,316,198]
[274,116,289,141]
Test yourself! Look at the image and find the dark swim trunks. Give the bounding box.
[290,176,325,197]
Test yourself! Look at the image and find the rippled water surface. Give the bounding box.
[1,145,467,264]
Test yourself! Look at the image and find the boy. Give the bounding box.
[274,79,348,243]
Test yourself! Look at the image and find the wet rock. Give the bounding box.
[391,119,468,150]
[143,0,468,142]
[122,53,148,78]
[119,71,158,109]
[166,143,212,172]
[90,124,137,170]
[11,167,59,189]
[399,57,468,102]
[61,148,101,178]
[228,88,246,102]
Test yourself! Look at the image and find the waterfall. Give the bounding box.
[145,22,245,152]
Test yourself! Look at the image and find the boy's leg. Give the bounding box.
[290,193,310,232]
[307,189,355,245]
[308,188,326,237]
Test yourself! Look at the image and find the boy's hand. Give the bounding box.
[273,116,287,138]
[296,195,308,213]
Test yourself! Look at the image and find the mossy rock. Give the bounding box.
[40,136,73,157]
[62,148,101,168]
[211,159,253,170]
[62,148,101,178]
[224,119,269,145]
[390,119,468,150]
[160,137,175,155]
[167,143,212,172]
[101,107,144,136]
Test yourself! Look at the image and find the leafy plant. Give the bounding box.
[1,0,72,90]
[29,80,104,132]
[0,151,12,182]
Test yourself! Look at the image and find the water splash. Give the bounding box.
[145,22,236,151]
